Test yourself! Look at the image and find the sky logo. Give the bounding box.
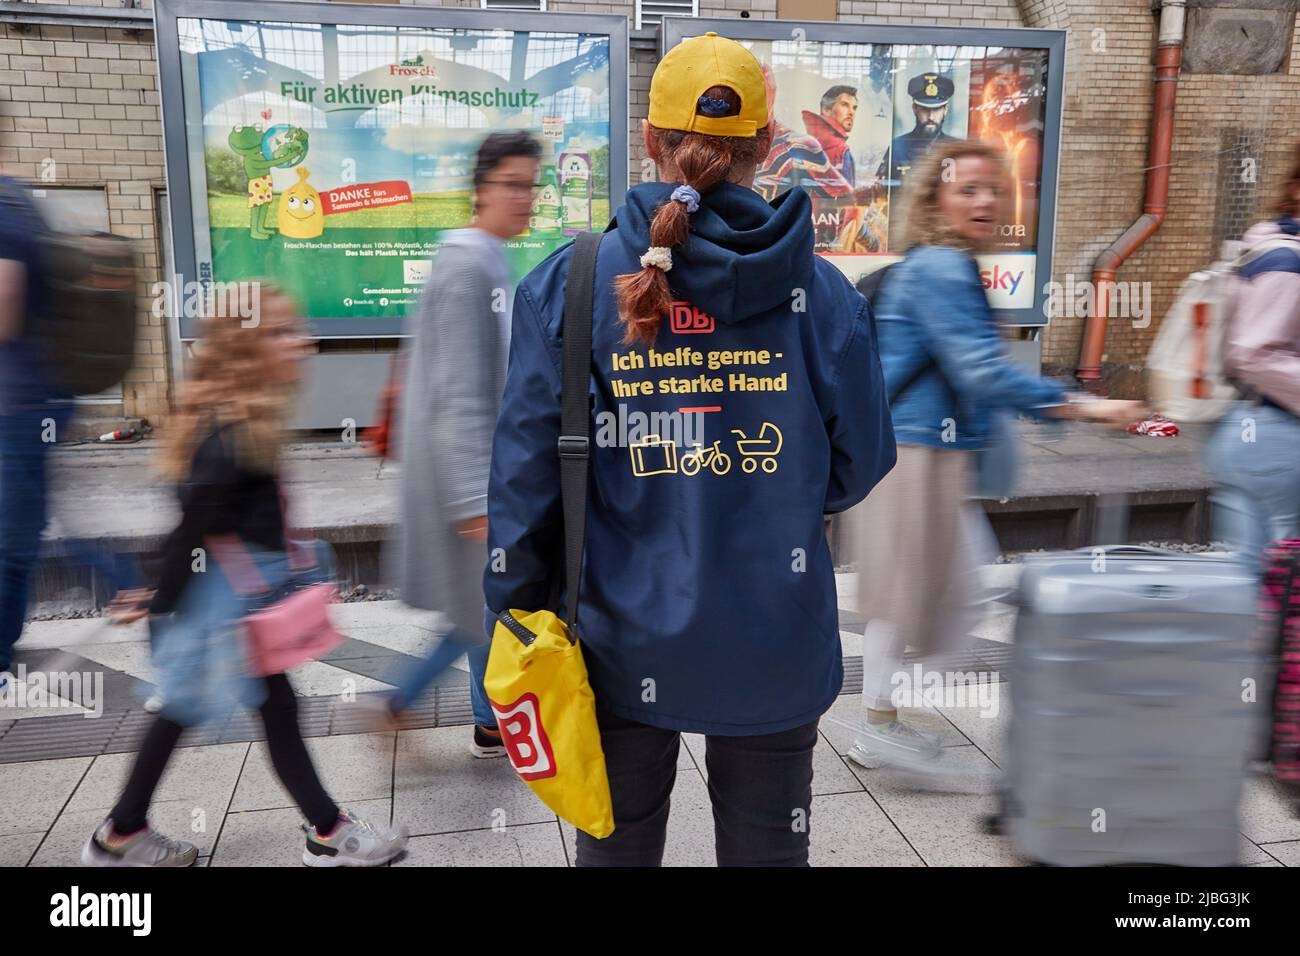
[980,265,1024,297]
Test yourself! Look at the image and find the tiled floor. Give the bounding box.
[6,708,1296,867]
[3,580,1295,867]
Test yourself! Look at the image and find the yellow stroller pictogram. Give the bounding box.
[731,422,783,474]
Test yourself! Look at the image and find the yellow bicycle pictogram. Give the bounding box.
[680,439,732,476]
[731,422,783,474]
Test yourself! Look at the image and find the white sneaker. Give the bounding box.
[303,808,408,867]
[81,820,198,867]
[143,694,164,714]
[846,719,943,770]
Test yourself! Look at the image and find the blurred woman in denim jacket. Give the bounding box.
[1203,143,1300,574]
[845,139,1140,771]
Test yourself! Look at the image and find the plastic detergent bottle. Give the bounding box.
[529,140,563,237]
[560,150,593,235]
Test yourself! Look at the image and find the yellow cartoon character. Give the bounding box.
[278,167,324,239]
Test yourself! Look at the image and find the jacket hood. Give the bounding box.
[612,181,814,324]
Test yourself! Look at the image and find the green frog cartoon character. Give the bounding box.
[228,123,309,240]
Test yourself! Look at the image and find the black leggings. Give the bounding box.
[109,673,339,834]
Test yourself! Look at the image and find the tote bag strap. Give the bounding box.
[558,230,603,635]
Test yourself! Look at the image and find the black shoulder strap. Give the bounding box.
[558,231,603,634]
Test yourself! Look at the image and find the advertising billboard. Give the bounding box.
[663,18,1065,326]
[155,0,628,338]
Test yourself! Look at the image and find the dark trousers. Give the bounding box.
[109,673,339,834]
[0,401,72,670]
[575,709,818,867]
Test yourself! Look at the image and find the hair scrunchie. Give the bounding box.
[697,94,732,117]
[640,246,673,272]
[670,184,700,214]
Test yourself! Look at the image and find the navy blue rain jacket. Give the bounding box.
[483,181,895,735]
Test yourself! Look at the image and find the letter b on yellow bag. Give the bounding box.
[484,609,614,839]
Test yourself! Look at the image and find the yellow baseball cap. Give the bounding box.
[648,32,768,138]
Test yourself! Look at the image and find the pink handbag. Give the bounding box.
[207,535,344,677]
[243,582,342,677]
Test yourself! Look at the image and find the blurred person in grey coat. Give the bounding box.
[381,132,541,756]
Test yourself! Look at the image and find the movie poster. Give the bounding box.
[740,37,1049,310]
[747,39,893,263]
[177,18,612,323]
[881,49,972,248]
[968,48,1047,253]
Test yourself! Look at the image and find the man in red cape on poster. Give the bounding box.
[801,84,858,187]
[755,66,886,251]
[754,64,855,202]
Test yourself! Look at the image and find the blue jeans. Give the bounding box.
[0,400,72,670]
[1204,401,1300,577]
[152,539,340,727]
[390,626,494,727]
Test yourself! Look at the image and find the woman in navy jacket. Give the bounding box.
[484,33,895,866]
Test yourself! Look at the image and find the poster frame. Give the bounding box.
[153,0,630,339]
[660,16,1066,328]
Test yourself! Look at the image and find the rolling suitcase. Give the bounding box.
[1002,545,1260,866]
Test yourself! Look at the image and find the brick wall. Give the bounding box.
[838,0,1023,26]
[1032,2,1299,385]
[4,0,1296,409]
[0,12,168,421]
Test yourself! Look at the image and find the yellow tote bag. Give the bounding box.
[484,608,613,839]
[484,231,612,839]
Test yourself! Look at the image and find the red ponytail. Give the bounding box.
[615,87,768,345]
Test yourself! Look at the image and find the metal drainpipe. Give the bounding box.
[1075,0,1187,386]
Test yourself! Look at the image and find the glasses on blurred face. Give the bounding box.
[482,179,541,198]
